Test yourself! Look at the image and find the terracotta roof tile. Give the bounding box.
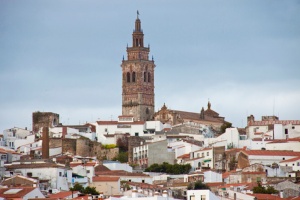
[249,120,300,126]
[95,170,150,177]
[93,176,120,182]
[48,191,78,198]
[0,187,36,198]
[241,150,300,157]
[97,121,145,125]
[280,156,300,163]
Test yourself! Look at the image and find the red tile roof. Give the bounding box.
[280,156,300,163]
[97,121,145,125]
[95,170,150,177]
[70,162,96,168]
[249,120,300,126]
[48,191,79,198]
[177,153,190,159]
[241,150,300,157]
[93,176,120,182]
[0,187,36,198]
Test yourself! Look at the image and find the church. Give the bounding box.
[121,12,228,131]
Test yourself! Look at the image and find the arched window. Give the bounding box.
[146,107,149,114]
[132,72,136,82]
[127,72,131,82]
[144,72,147,82]
[148,72,151,82]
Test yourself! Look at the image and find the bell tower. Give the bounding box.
[121,11,155,121]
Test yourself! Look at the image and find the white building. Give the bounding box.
[2,127,34,150]
[4,159,71,191]
[187,189,219,200]
[247,115,300,140]
[95,116,164,139]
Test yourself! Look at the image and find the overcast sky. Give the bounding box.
[1,1,300,132]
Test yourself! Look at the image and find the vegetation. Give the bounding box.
[187,180,210,190]
[102,144,117,149]
[253,182,278,194]
[220,122,232,133]
[70,183,99,195]
[116,137,129,152]
[112,151,128,163]
[228,156,237,170]
[144,162,191,174]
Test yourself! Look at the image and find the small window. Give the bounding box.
[127,72,131,82]
[283,158,285,160]
[148,72,151,82]
[202,153,204,157]
[144,72,147,82]
[132,72,136,82]
[207,152,209,156]
[201,195,206,200]
[142,180,145,183]
[292,126,295,129]
[135,133,139,136]
[59,172,62,176]
[87,170,90,173]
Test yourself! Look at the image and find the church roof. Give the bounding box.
[171,109,224,123]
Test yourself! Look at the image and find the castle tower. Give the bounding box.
[121,12,155,121]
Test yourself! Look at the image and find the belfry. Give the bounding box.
[121,11,155,121]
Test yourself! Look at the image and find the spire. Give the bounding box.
[132,11,144,47]
[137,10,139,19]
[208,100,211,110]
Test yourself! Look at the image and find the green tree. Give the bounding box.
[84,186,100,195]
[113,151,128,163]
[187,180,210,190]
[70,183,84,193]
[220,122,232,133]
[145,163,191,174]
[253,182,278,194]
[70,183,100,195]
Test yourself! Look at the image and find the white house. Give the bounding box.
[2,127,34,150]
[95,116,164,139]
[4,159,71,191]
[0,187,45,200]
[187,189,219,200]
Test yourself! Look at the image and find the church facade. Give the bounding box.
[121,13,155,121]
[154,101,227,131]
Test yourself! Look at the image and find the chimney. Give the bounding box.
[162,190,168,197]
[132,189,138,198]
[62,126,67,138]
[42,127,49,159]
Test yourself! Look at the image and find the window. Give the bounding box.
[127,72,130,82]
[148,72,151,82]
[144,72,147,82]
[135,132,139,136]
[297,162,300,166]
[1,154,7,160]
[132,72,136,82]
[292,126,295,129]
[59,172,62,176]
[201,195,206,200]
[142,180,145,183]
[87,170,90,173]
[207,152,209,156]
[202,153,204,157]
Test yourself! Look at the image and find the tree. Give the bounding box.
[70,183,100,195]
[112,151,128,163]
[253,182,278,194]
[145,162,191,174]
[70,183,84,193]
[228,156,237,170]
[84,186,100,195]
[117,136,129,152]
[220,122,232,133]
[187,180,210,190]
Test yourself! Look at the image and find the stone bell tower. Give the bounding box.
[121,11,155,121]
